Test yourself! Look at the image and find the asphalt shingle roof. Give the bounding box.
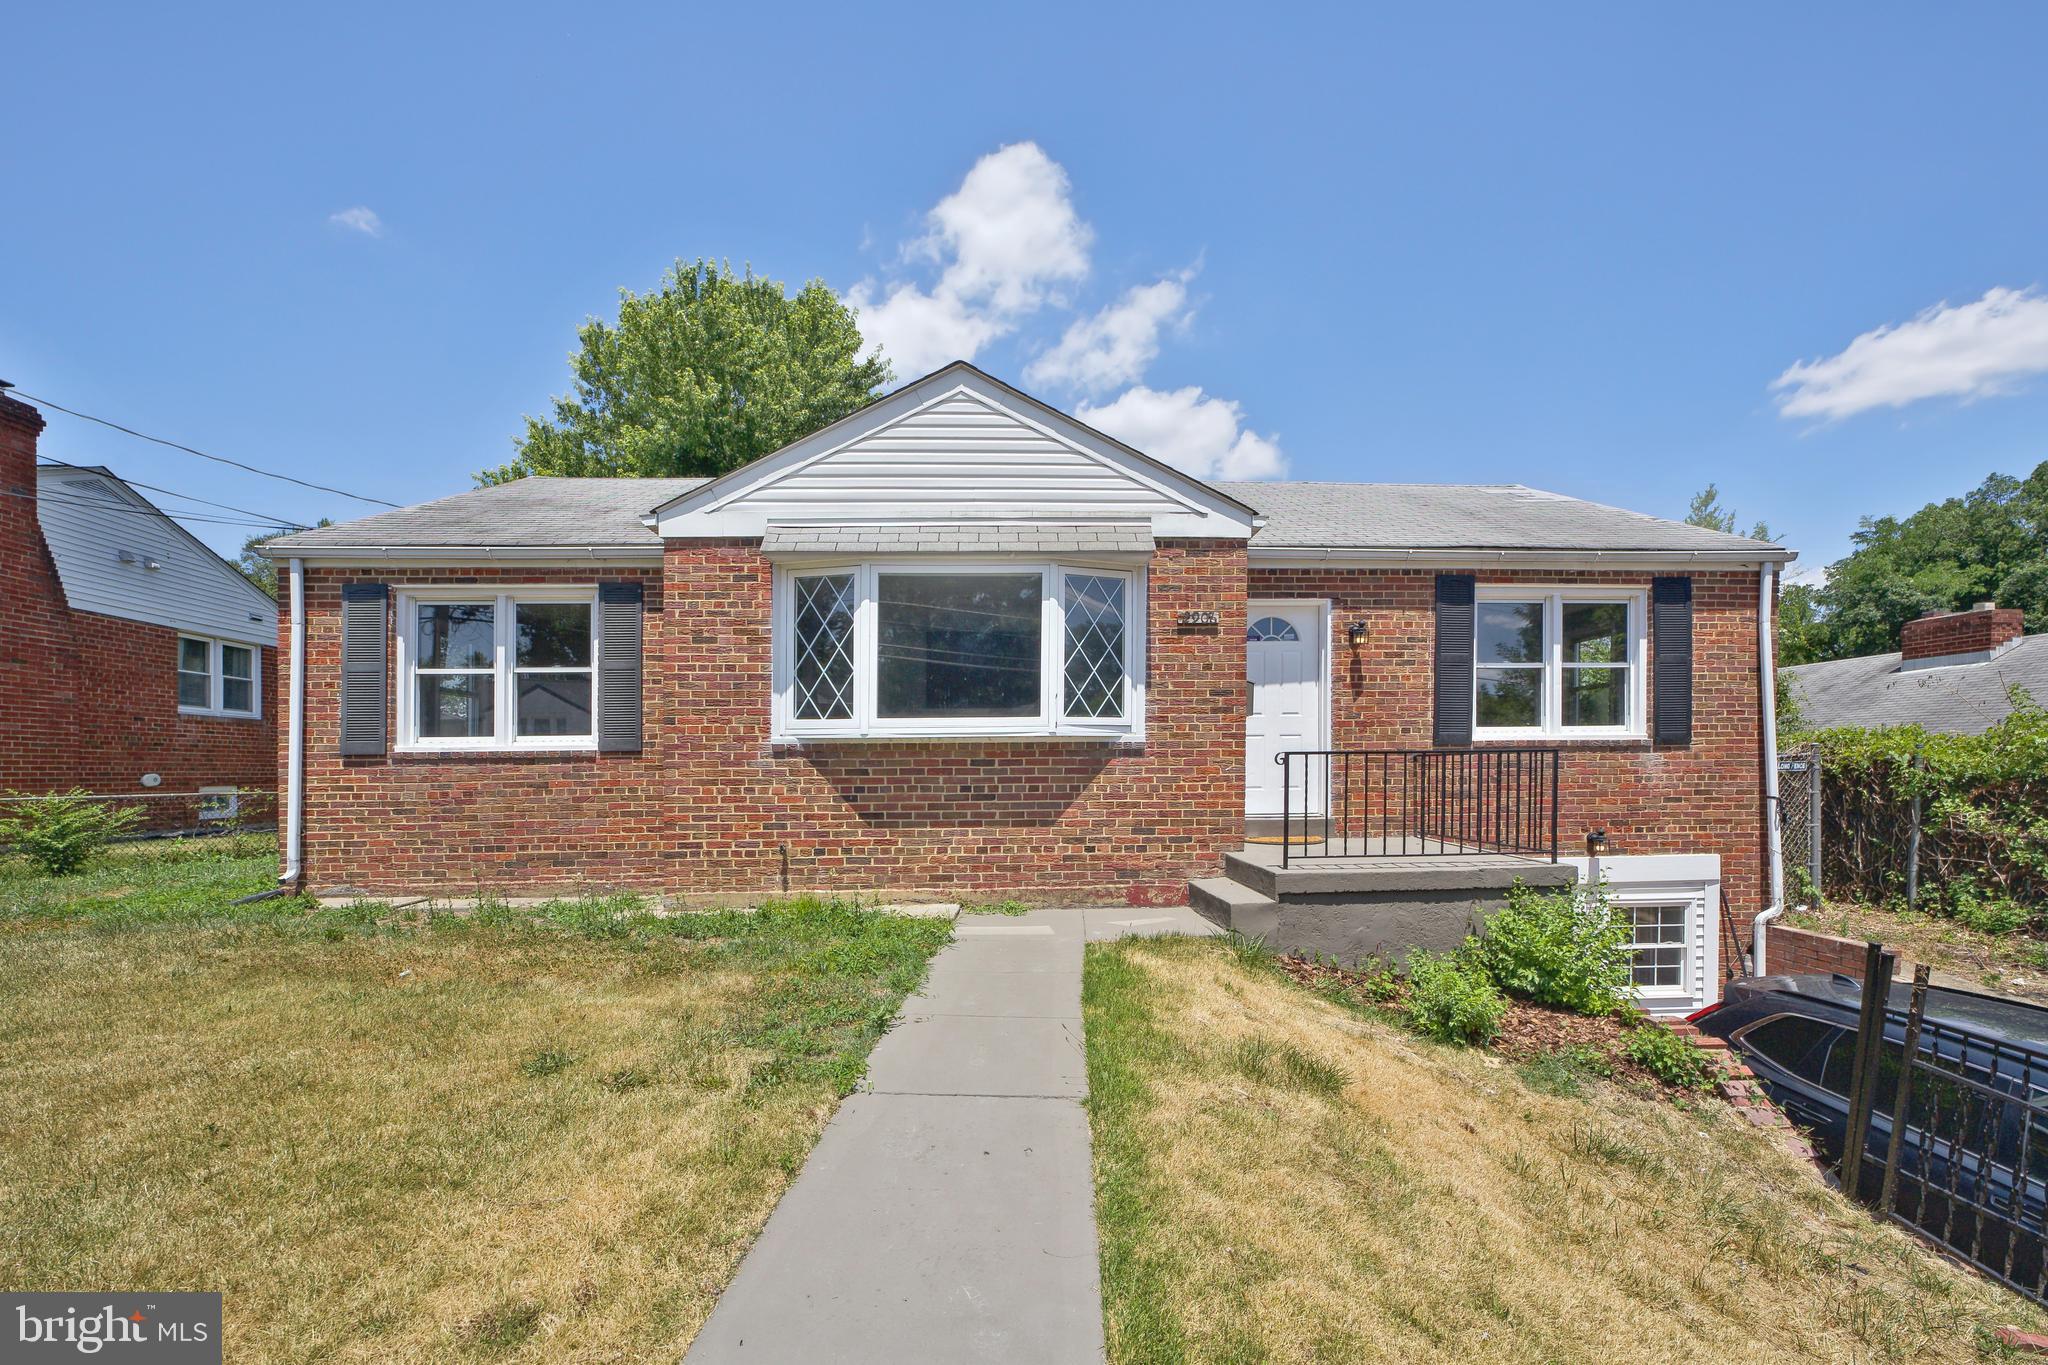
[1783,638,2048,736]
[1214,481,1783,554]
[266,477,1784,558]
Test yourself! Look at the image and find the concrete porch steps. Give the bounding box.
[1188,843,1579,964]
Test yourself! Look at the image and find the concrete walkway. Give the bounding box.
[683,905,1217,1364]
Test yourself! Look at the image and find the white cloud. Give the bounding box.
[1076,384,1286,480]
[1025,270,1194,393]
[328,206,384,237]
[845,142,1092,377]
[1772,286,2048,421]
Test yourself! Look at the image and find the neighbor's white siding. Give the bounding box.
[36,469,277,646]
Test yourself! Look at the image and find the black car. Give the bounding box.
[1696,973,2048,1271]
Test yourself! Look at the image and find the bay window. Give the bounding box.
[177,634,261,718]
[776,562,1143,738]
[397,588,597,750]
[1473,587,1644,739]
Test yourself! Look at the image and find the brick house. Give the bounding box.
[0,393,279,828]
[264,363,1793,1012]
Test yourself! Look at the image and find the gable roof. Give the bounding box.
[647,361,1262,540]
[36,463,278,643]
[1783,636,2048,736]
[1218,482,1789,558]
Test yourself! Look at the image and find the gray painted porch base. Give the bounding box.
[1191,844,1577,967]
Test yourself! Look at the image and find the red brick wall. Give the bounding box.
[1766,923,1874,979]
[1900,605,2023,661]
[1248,565,1771,931]
[0,395,277,827]
[293,541,1248,903]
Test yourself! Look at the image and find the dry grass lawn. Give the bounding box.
[1085,935,2048,1364]
[0,844,947,1363]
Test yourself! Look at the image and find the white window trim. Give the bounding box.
[177,634,263,720]
[771,559,1148,741]
[197,786,240,822]
[1472,585,1646,742]
[394,585,600,753]
[1622,902,1692,1000]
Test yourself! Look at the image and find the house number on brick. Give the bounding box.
[1177,610,1220,626]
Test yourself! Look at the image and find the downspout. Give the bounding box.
[279,556,305,887]
[1751,561,1787,974]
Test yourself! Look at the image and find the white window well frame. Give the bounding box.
[772,559,1147,740]
[1472,585,1646,741]
[177,634,263,720]
[394,585,601,753]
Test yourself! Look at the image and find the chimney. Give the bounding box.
[0,386,46,555]
[1899,602,2025,668]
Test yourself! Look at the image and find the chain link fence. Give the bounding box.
[1779,741,1823,904]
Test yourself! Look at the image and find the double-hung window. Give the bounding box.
[1472,587,1644,739]
[397,588,598,750]
[177,635,261,718]
[1625,904,1689,995]
[777,562,1143,738]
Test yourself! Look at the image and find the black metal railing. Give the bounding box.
[1274,748,1561,866]
[1839,947,2048,1305]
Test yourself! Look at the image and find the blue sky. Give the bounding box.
[5,3,2047,578]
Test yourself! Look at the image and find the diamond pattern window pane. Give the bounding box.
[794,573,856,721]
[1063,574,1126,720]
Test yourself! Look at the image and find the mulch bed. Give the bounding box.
[1278,954,1668,1089]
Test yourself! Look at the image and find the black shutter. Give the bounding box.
[339,583,389,756]
[596,581,644,753]
[1433,573,1476,746]
[1652,575,1694,746]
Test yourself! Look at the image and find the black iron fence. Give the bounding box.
[1838,944,2048,1304]
[1275,748,1560,867]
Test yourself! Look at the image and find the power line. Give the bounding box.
[37,461,307,528]
[7,387,402,508]
[0,485,291,532]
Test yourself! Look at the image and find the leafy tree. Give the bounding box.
[235,521,329,597]
[1799,462,2048,661]
[481,259,892,484]
[1776,580,1828,667]
[1685,483,1774,542]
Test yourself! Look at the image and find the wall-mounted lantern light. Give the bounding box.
[1346,619,1369,646]
[1585,828,1608,857]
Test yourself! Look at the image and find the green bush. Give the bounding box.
[1465,881,1635,1015]
[1404,950,1507,1046]
[1622,1025,1712,1089]
[0,790,143,875]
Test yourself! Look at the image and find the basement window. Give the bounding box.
[775,562,1144,739]
[178,635,262,718]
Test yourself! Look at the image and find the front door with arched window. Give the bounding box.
[1244,601,1326,817]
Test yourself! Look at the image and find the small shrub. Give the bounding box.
[1404,950,1507,1046]
[1465,881,1635,1016]
[1622,1025,1712,1089]
[1949,881,2032,936]
[0,791,144,875]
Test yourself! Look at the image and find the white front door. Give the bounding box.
[1245,602,1325,816]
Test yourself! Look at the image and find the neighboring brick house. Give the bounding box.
[1784,602,2048,736]
[0,393,279,828]
[264,363,1793,1012]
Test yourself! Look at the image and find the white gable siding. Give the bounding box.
[655,372,1258,540]
[36,470,278,646]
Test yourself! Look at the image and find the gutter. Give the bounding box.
[280,556,305,889]
[256,544,662,564]
[1752,560,1788,974]
[1246,546,1799,569]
